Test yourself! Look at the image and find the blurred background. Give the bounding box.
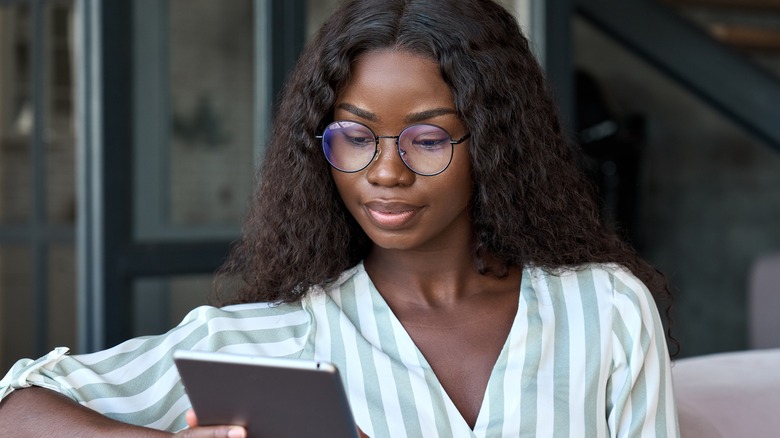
[0,0,778,372]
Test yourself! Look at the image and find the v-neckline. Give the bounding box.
[357,262,526,433]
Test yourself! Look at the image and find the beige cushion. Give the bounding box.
[673,349,780,438]
[749,254,780,349]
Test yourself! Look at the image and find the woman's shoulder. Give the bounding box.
[182,264,363,326]
[523,263,665,346]
[177,300,310,332]
[524,262,653,306]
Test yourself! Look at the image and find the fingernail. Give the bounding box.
[228,427,246,438]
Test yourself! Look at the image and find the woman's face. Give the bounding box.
[330,49,473,253]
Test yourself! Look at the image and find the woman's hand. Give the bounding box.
[173,409,246,438]
[174,408,369,438]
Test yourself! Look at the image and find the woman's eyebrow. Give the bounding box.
[336,103,457,124]
[336,103,378,121]
[403,108,457,124]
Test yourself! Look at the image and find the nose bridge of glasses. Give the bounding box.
[371,134,399,162]
[375,134,401,146]
[373,135,402,161]
[370,135,415,178]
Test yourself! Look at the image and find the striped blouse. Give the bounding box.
[0,262,679,437]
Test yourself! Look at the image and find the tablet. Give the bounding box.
[173,350,359,438]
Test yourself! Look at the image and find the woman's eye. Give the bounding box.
[337,130,373,147]
[413,137,448,150]
[346,135,373,146]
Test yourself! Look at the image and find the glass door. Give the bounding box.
[0,0,77,371]
[79,0,307,351]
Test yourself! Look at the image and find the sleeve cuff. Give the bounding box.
[0,347,70,401]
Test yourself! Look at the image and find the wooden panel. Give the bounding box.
[665,0,780,11]
[709,24,780,51]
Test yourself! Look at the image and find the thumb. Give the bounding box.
[185,409,198,428]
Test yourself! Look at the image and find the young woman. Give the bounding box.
[0,0,678,436]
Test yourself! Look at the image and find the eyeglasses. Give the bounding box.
[318,120,470,176]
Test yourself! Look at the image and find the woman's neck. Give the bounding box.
[363,244,514,306]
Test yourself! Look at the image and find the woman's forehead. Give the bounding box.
[338,50,450,100]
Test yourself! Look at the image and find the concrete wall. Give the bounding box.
[575,17,780,356]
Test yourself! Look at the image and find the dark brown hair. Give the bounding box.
[214,0,673,328]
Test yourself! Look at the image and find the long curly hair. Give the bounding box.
[214,0,672,321]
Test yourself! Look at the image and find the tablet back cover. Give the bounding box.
[175,352,359,438]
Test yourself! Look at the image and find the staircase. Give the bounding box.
[666,0,780,78]
[574,0,780,152]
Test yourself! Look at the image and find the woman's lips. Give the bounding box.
[364,201,421,229]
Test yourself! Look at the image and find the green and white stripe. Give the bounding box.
[1,262,678,437]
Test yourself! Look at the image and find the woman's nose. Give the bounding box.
[365,140,415,187]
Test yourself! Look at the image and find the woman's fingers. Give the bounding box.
[185,409,198,428]
[176,410,246,438]
[174,425,246,438]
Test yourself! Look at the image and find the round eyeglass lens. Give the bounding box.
[398,124,454,175]
[322,121,377,172]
